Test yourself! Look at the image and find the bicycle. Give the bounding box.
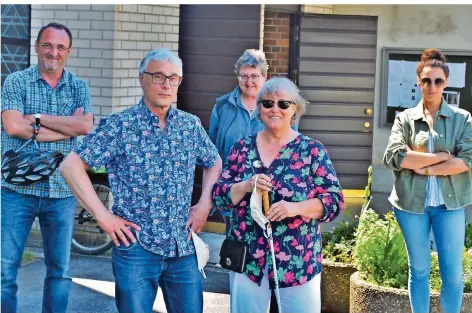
[71,168,115,255]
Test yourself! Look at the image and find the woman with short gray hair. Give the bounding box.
[209,49,299,236]
[213,76,344,313]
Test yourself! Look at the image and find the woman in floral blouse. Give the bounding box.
[213,77,344,313]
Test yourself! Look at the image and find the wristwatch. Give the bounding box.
[34,113,41,126]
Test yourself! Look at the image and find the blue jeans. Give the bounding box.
[394,205,465,313]
[1,187,76,313]
[112,240,203,313]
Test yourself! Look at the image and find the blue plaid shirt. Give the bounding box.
[73,100,219,257]
[1,65,92,198]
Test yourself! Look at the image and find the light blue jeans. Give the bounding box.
[394,205,465,313]
[1,187,76,313]
[112,240,203,313]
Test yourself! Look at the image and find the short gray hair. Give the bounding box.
[257,77,308,125]
[139,48,183,75]
[234,49,269,75]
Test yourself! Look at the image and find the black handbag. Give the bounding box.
[219,238,248,273]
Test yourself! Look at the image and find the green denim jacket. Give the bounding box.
[383,99,472,213]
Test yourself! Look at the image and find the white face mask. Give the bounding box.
[249,174,270,231]
[191,231,209,279]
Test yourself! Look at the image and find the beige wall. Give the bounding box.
[332,5,472,194]
[30,4,180,125]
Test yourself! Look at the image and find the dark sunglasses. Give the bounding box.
[260,99,295,110]
[419,77,446,87]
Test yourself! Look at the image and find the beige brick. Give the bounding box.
[68,20,91,30]
[122,22,137,31]
[31,19,44,28]
[121,78,138,87]
[78,30,102,39]
[122,4,138,12]
[129,68,139,77]
[166,34,178,42]
[67,57,90,67]
[115,31,130,40]
[103,12,115,21]
[152,6,163,15]
[115,50,129,59]
[118,13,130,21]
[113,60,122,68]
[92,106,101,115]
[114,41,122,49]
[172,43,178,51]
[120,96,136,106]
[73,39,90,48]
[122,41,137,50]
[129,51,144,59]
[152,24,163,33]
[162,25,172,33]
[78,68,102,77]
[79,49,102,58]
[137,5,152,14]
[31,4,43,9]
[137,42,151,50]
[101,69,113,78]
[56,11,78,19]
[130,13,145,22]
[163,7,174,16]
[101,87,113,96]
[137,23,151,32]
[144,33,158,41]
[173,8,179,16]
[67,5,91,11]
[94,97,113,106]
[166,16,179,25]
[102,50,114,59]
[91,21,115,30]
[91,39,113,49]
[162,42,172,49]
[113,88,128,97]
[113,69,129,78]
[79,11,103,20]
[158,34,166,41]
[112,79,121,88]
[172,25,179,34]
[91,58,113,68]
[159,16,166,24]
[122,59,137,69]
[90,87,101,96]
[90,77,112,87]
[92,5,114,12]
[128,87,143,96]
[102,31,114,40]
[130,32,144,41]
[144,15,160,24]
[32,10,55,19]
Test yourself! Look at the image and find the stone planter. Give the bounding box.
[350,271,472,313]
[321,259,356,313]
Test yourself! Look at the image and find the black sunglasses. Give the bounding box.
[260,99,295,110]
[419,77,446,87]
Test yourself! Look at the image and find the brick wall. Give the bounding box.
[263,11,290,78]
[302,4,333,14]
[30,4,180,124]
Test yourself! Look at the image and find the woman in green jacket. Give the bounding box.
[383,48,472,313]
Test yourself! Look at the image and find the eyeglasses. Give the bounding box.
[238,73,262,83]
[143,71,182,86]
[419,77,446,87]
[39,43,70,52]
[260,99,295,110]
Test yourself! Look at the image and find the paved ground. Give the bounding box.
[19,232,229,313]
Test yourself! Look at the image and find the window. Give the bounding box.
[380,48,472,127]
[1,5,31,86]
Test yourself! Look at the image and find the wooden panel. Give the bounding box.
[324,146,372,161]
[299,117,372,133]
[299,60,375,75]
[332,160,371,175]
[180,74,237,94]
[303,131,373,147]
[179,4,261,19]
[300,30,377,45]
[300,45,376,60]
[302,89,374,103]
[335,175,368,190]
[299,74,375,89]
[301,15,377,31]
[180,19,261,39]
[304,104,373,118]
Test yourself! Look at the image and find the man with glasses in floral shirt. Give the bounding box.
[61,48,222,313]
[1,23,93,313]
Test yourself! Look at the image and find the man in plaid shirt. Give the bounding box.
[1,23,93,313]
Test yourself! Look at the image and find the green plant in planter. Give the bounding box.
[466,222,472,249]
[430,248,472,293]
[322,216,359,264]
[353,208,409,289]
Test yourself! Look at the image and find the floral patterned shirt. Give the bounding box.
[213,134,344,288]
[74,100,219,257]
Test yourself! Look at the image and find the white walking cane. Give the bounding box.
[249,175,282,313]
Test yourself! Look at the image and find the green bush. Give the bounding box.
[353,208,409,289]
[466,222,472,249]
[430,248,472,293]
[322,212,359,264]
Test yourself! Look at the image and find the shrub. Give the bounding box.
[322,212,359,264]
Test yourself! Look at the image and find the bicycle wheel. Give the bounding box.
[71,175,115,255]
